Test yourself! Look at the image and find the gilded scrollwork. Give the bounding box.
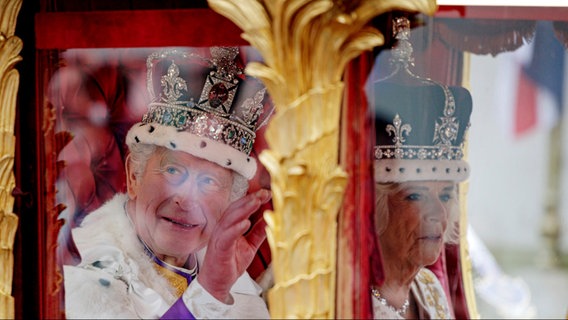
[0,0,22,318]
[208,0,437,318]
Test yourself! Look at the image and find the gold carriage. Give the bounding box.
[1,0,567,318]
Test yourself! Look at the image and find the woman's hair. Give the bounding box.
[128,143,249,201]
[374,182,460,245]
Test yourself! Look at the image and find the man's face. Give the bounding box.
[127,148,233,264]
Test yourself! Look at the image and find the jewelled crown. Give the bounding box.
[373,17,473,183]
[126,47,269,179]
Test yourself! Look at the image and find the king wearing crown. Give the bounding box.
[63,47,273,319]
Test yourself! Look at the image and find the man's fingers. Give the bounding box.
[245,218,267,251]
[255,189,272,204]
[214,218,251,250]
[219,189,272,227]
[209,189,271,253]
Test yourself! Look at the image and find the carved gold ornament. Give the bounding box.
[208,0,437,318]
[0,0,22,318]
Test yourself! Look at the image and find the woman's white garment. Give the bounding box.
[63,193,269,319]
[372,268,454,319]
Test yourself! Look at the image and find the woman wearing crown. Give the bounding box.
[370,78,473,319]
[368,16,473,319]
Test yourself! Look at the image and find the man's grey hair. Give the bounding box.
[374,182,460,245]
[128,143,249,201]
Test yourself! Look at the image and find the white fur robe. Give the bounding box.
[64,193,269,319]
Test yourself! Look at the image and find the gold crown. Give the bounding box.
[141,47,267,155]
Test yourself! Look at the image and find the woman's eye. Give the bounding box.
[405,193,422,201]
[439,193,452,202]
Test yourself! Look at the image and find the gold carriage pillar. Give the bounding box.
[208,0,436,318]
[0,0,22,318]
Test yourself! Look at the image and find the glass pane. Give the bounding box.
[366,15,469,319]
[365,13,568,319]
[467,21,568,319]
[43,46,274,318]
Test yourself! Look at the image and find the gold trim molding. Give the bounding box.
[208,0,436,318]
[459,52,480,319]
[0,0,22,318]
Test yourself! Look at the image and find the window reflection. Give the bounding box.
[44,47,272,318]
[368,15,568,319]
[467,21,567,318]
[50,48,150,266]
[367,17,473,318]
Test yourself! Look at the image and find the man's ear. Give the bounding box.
[125,153,139,199]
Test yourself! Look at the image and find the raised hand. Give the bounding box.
[197,189,271,303]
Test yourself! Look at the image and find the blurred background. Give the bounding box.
[467,35,568,319]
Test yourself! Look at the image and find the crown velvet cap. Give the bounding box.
[373,81,473,183]
[126,48,267,180]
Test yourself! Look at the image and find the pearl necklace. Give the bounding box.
[371,287,410,317]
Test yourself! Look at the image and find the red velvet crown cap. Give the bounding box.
[126,48,269,180]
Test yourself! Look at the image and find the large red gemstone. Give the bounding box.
[209,82,228,108]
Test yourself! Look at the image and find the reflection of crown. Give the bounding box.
[126,47,269,179]
[372,17,473,183]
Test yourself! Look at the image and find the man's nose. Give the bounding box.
[174,178,199,210]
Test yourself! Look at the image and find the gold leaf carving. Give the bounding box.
[0,0,22,318]
[209,0,436,318]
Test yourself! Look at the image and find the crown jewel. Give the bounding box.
[374,16,466,162]
[374,84,466,162]
[390,16,414,70]
[162,61,187,104]
[372,16,473,183]
[141,47,266,155]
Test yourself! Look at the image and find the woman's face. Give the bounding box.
[378,181,456,268]
[127,148,233,265]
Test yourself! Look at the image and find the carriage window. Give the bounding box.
[366,14,568,319]
[32,4,568,319]
[467,20,568,318]
[43,45,274,318]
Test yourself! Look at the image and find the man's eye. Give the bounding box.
[165,166,181,175]
[200,176,218,187]
[161,165,187,184]
[198,175,224,192]
[202,177,215,185]
[166,167,180,174]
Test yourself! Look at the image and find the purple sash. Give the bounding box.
[140,239,197,319]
